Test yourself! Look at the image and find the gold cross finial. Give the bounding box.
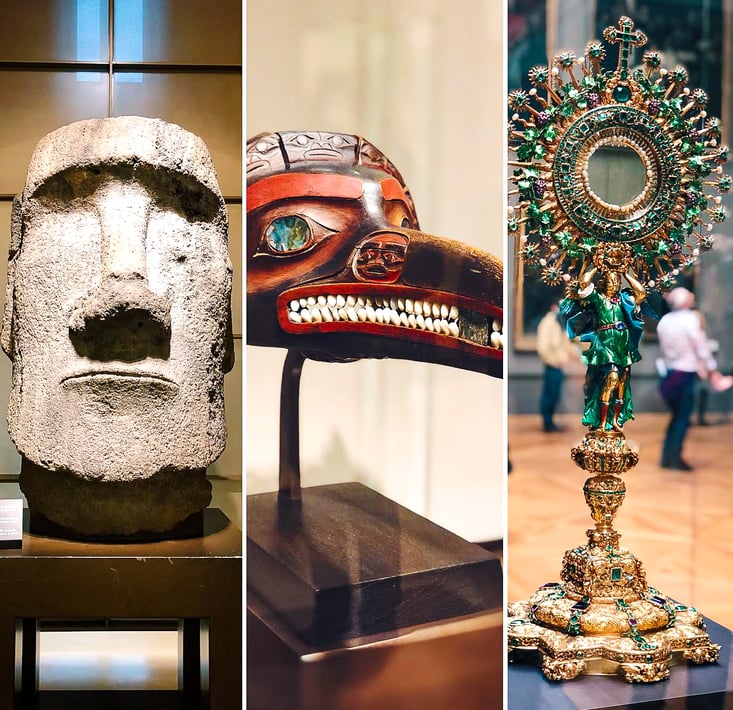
[603,16,648,81]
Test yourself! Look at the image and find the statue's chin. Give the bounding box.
[19,458,212,539]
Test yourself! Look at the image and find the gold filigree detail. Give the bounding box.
[683,645,721,664]
[620,662,670,683]
[508,602,721,682]
[592,242,634,274]
[571,431,639,474]
[541,657,586,681]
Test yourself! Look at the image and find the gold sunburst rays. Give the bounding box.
[508,16,729,292]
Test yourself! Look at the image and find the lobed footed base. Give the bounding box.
[508,600,720,683]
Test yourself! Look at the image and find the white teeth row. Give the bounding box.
[288,302,461,336]
[287,295,461,336]
[286,294,504,349]
[288,295,459,320]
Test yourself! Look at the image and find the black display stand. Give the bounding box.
[247,482,504,709]
[508,617,733,709]
[247,482,502,647]
[1,508,241,710]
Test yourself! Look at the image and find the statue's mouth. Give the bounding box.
[61,368,179,397]
[276,284,504,357]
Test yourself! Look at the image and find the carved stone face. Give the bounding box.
[246,131,503,376]
[3,117,233,535]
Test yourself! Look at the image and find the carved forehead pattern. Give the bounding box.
[246,130,417,222]
[246,130,406,183]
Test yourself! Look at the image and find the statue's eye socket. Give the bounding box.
[264,215,312,253]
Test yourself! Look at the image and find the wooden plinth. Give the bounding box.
[247,482,502,647]
[1,508,241,710]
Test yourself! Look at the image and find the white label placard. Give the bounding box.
[0,499,23,545]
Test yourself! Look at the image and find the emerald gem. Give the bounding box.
[613,84,631,103]
[611,567,622,581]
[543,125,558,142]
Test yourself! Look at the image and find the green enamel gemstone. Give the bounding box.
[543,125,558,142]
[516,143,534,161]
[669,115,684,131]
[613,84,631,103]
[611,567,622,581]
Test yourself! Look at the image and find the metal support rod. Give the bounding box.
[279,350,306,500]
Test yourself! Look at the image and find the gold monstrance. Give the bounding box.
[507,17,729,682]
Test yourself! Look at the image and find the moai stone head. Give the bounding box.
[3,116,234,538]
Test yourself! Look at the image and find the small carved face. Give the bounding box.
[353,234,408,283]
[279,131,359,163]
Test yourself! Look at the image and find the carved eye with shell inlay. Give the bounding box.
[265,215,310,253]
[259,214,337,256]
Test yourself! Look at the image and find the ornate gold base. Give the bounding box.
[508,600,720,682]
[514,428,719,683]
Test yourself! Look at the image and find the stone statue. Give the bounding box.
[2,116,234,538]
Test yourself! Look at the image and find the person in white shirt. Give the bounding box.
[657,287,722,470]
[536,302,576,432]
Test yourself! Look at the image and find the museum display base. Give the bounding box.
[0,508,241,710]
[248,593,503,710]
[508,616,733,709]
[247,482,503,646]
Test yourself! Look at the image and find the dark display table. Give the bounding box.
[0,508,241,710]
[247,482,504,709]
[248,595,503,710]
[508,617,733,709]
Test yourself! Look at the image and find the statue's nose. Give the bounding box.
[96,181,151,281]
[68,274,171,362]
[67,182,171,362]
